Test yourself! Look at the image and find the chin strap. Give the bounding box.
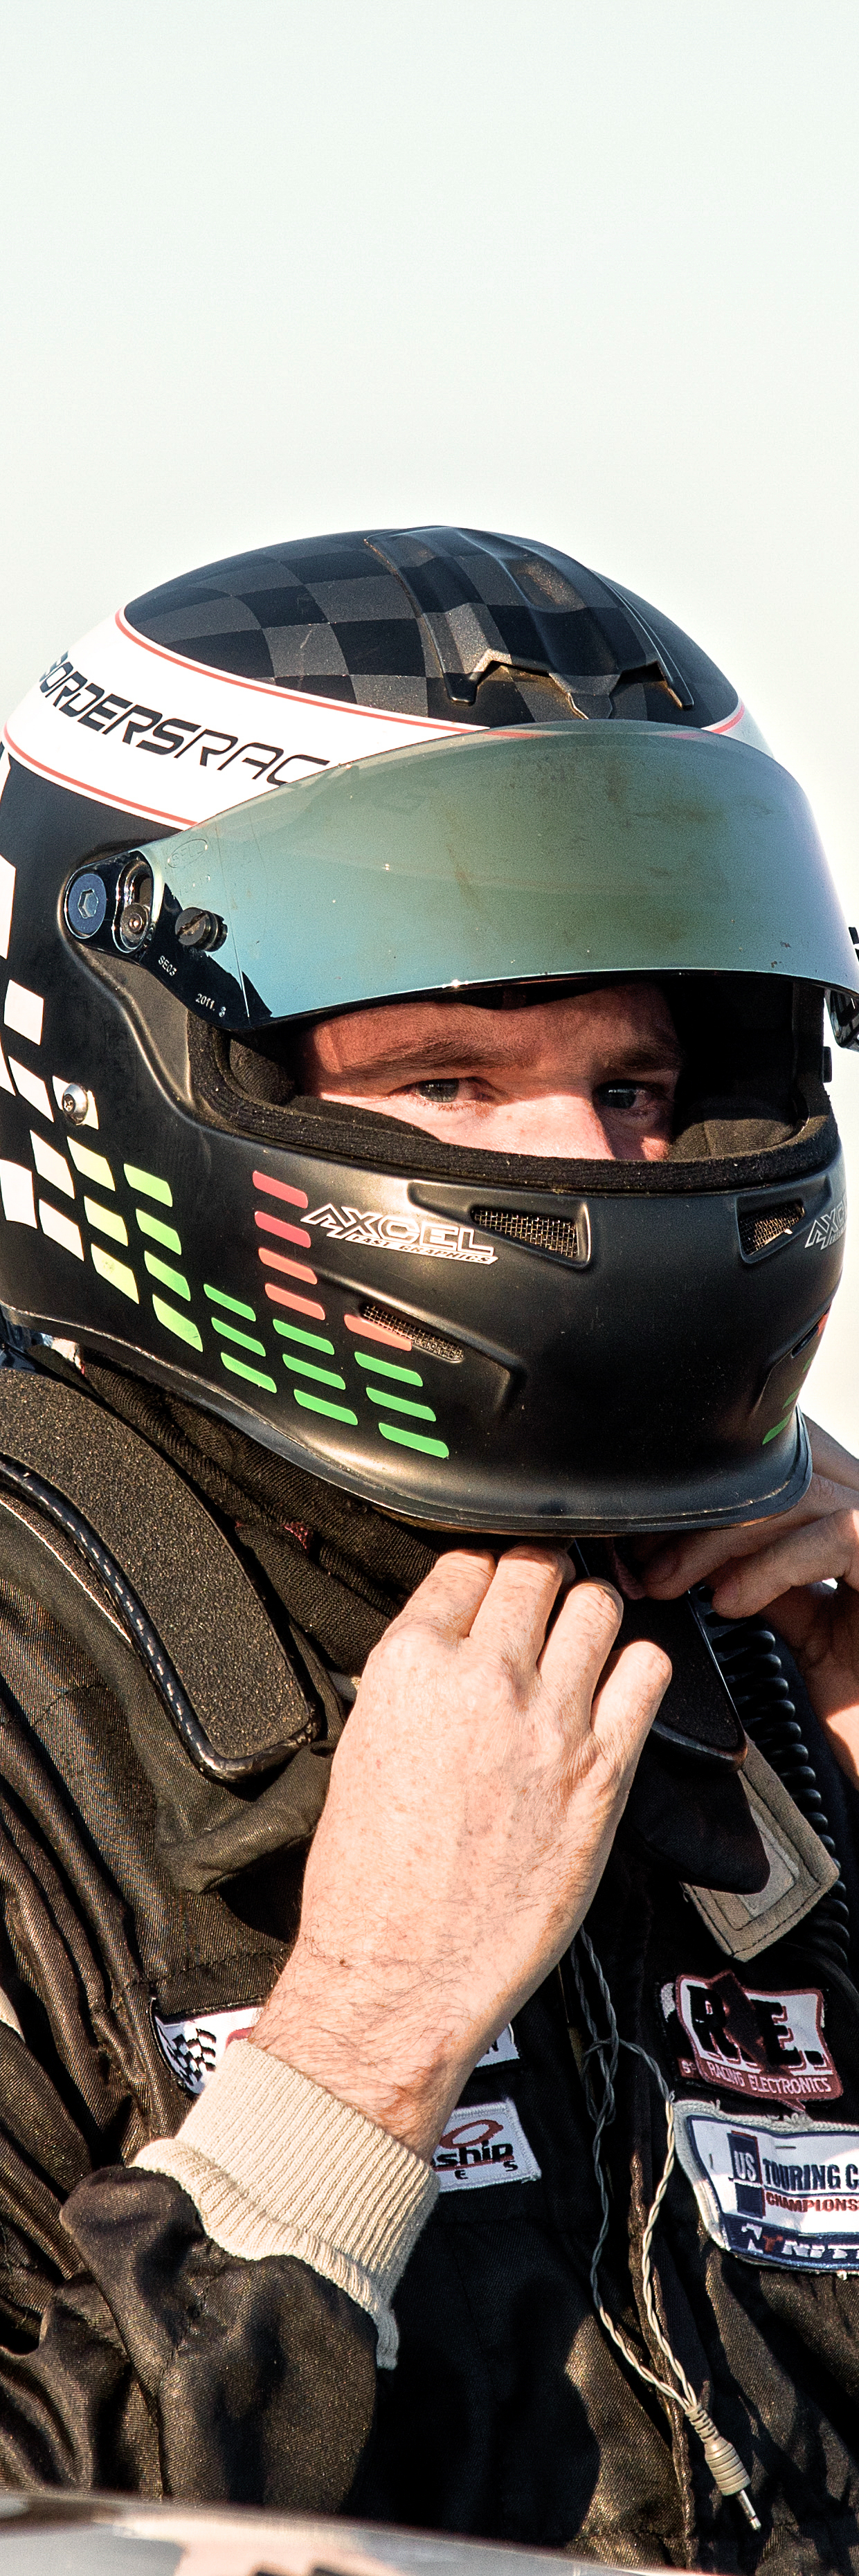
[568,1930,761,2534]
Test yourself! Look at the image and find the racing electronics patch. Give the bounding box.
[153,2002,261,2094]
[664,1970,841,2103]
[675,2102,859,2271]
[432,2097,541,2193]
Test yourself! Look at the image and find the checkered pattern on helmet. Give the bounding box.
[125,527,736,728]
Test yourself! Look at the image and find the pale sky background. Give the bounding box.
[1,0,857,1445]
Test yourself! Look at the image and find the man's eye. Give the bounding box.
[598,1082,640,1112]
[415,1079,460,1103]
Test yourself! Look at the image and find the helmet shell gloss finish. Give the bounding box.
[0,723,848,1538]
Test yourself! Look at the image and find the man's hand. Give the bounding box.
[252,1547,669,2157]
[640,1417,859,1790]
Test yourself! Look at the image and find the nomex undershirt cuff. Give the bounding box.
[134,2039,438,2366]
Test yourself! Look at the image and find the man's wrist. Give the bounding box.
[250,1939,464,2159]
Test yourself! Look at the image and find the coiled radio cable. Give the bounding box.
[696,1599,851,1973]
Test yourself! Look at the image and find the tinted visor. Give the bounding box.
[66,723,859,1031]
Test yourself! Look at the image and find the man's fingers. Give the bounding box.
[807,1417,859,1496]
[538,1575,624,1707]
[391,1547,498,1642]
[468,1544,571,1674]
[710,1509,859,1619]
[642,1483,854,1598]
[590,1638,672,1775]
[642,1527,761,1595]
[748,1584,824,1663]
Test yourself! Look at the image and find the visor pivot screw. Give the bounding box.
[116,859,154,952]
[64,872,108,939]
[174,907,226,952]
[60,1084,90,1125]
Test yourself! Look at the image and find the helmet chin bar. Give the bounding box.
[0,1037,840,1540]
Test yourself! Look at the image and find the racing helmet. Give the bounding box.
[0,524,856,1536]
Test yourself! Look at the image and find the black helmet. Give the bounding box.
[1,524,856,1536]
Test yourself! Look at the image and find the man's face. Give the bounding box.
[300,981,682,1161]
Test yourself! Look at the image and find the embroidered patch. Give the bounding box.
[676,2101,859,2270]
[667,1970,841,2103]
[152,2002,260,2094]
[476,2023,518,2067]
[432,2096,541,2192]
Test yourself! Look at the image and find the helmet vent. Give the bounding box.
[359,1301,464,1365]
[471,1205,590,1264]
[738,1200,804,1256]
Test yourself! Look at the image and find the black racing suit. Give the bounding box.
[1,1352,859,2574]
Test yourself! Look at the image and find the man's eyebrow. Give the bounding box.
[326,1033,684,1084]
[326,1033,498,1080]
[594,1042,684,1077]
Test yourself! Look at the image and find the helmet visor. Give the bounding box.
[71,723,859,1031]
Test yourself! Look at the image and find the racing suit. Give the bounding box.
[1,1352,858,2573]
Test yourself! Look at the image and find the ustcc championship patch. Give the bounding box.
[676,2102,859,2271]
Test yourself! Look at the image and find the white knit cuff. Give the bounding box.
[134,2040,437,2366]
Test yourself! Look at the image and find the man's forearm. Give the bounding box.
[251,1937,467,2158]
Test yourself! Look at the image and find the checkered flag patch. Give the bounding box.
[152,2002,262,2095]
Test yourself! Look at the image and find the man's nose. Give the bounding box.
[505,1091,615,1159]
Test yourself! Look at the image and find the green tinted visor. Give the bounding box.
[85,724,859,1030]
